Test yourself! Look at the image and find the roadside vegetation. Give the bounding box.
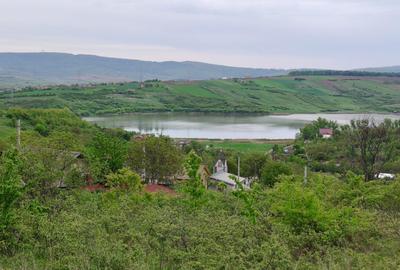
[0,108,400,269]
[2,76,400,115]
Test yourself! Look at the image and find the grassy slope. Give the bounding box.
[1,76,400,116]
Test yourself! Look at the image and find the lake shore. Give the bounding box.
[176,138,294,144]
[84,112,400,140]
[83,110,400,118]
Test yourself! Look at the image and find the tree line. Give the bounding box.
[289,69,400,77]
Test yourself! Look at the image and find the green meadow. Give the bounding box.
[199,140,276,153]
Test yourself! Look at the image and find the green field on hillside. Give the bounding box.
[1,76,400,116]
[199,140,276,153]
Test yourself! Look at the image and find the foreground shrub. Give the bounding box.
[0,149,23,254]
[105,167,142,191]
[267,179,373,246]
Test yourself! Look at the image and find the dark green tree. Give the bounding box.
[348,119,393,181]
[87,132,128,180]
[183,150,205,200]
[128,136,182,183]
[241,152,268,178]
[260,160,293,187]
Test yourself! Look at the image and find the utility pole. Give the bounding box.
[237,155,240,178]
[16,119,21,149]
[143,143,146,182]
[304,152,310,185]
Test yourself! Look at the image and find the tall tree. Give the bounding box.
[183,150,205,199]
[86,132,128,180]
[128,136,183,183]
[348,119,393,181]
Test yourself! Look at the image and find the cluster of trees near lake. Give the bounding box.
[1,108,400,269]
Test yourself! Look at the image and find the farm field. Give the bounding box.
[197,139,289,153]
[1,76,400,116]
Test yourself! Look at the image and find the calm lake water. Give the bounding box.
[84,113,400,139]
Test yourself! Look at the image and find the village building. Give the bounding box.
[176,139,190,149]
[209,151,250,190]
[283,145,294,155]
[319,128,333,139]
[133,134,151,141]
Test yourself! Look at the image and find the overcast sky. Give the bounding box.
[0,0,399,69]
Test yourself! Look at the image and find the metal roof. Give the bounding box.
[210,171,246,186]
[319,128,333,135]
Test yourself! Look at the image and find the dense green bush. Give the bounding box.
[105,167,142,191]
[260,160,293,187]
[0,148,23,254]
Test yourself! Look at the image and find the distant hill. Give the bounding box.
[0,52,287,88]
[356,66,400,73]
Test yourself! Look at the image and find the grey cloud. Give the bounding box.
[0,0,399,69]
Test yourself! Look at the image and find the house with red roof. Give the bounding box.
[319,128,333,139]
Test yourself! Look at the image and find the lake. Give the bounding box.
[84,113,400,139]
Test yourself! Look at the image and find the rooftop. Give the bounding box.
[210,171,246,186]
[319,128,333,136]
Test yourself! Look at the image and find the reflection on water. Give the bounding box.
[84,112,400,139]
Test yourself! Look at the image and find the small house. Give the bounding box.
[176,139,190,149]
[209,151,250,190]
[319,128,333,139]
